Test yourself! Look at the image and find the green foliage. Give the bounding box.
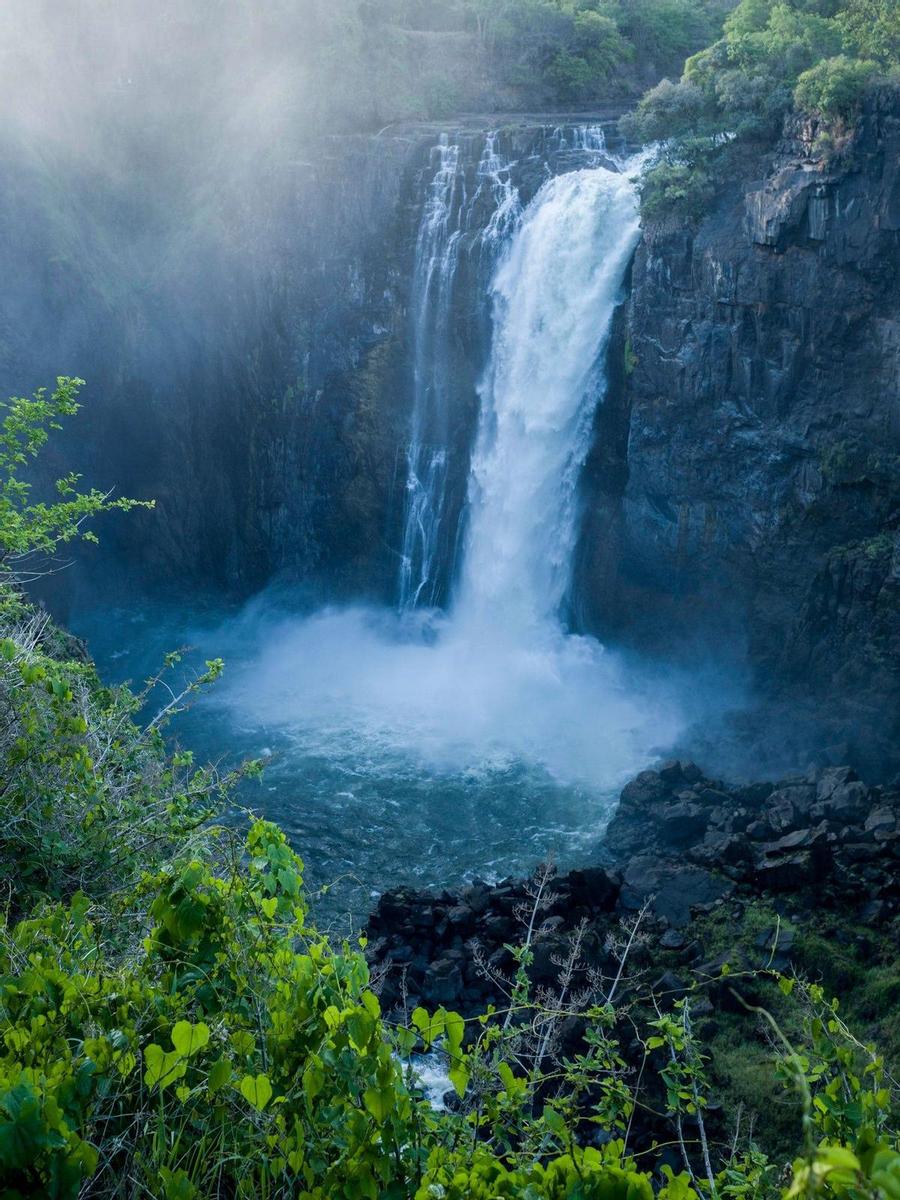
[0,822,897,1198]
[544,11,631,101]
[625,0,899,220]
[837,0,900,67]
[0,378,152,581]
[341,0,729,118]
[794,54,880,115]
[0,622,252,908]
[637,157,718,218]
[622,78,715,140]
[0,382,255,910]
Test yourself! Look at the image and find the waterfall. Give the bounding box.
[217,133,682,811]
[398,125,625,616]
[455,160,644,634]
[398,137,463,611]
[398,133,522,612]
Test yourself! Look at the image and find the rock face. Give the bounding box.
[0,116,627,610]
[366,759,899,1015]
[0,130,423,603]
[580,93,900,779]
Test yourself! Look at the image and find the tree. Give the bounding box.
[0,377,152,584]
[794,53,879,114]
[838,0,900,66]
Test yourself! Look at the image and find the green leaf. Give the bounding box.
[498,1062,525,1097]
[347,1009,375,1051]
[303,1062,325,1103]
[208,1058,231,1094]
[444,1010,465,1057]
[144,1044,186,1091]
[362,991,380,1019]
[363,1085,395,1122]
[395,1028,417,1057]
[230,1031,256,1057]
[448,1061,469,1099]
[159,1166,198,1200]
[171,1021,210,1058]
[412,1006,443,1048]
[240,1074,273,1110]
[543,1104,566,1134]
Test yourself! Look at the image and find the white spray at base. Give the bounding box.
[219,151,682,792]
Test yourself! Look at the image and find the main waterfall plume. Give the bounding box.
[397,126,612,614]
[456,164,643,632]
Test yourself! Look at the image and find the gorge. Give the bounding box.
[11,99,894,913]
[0,3,898,1194]
[70,126,687,912]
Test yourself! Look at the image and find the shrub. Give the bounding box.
[0,378,151,580]
[0,379,258,912]
[837,0,900,67]
[639,157,717,219]
[625,0,899,220]
[1,823,898,1197]
[794,54,879,115]
[621,78,712,141]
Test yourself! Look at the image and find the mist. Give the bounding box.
[215,602,685,786]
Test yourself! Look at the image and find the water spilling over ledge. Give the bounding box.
[190,138,683,910]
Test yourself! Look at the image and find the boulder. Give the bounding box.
[424,957,464,1005]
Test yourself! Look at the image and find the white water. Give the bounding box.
[456,163,645,633]
[398,136,463,611]
[399,133,525,611]
[203,144,683,901]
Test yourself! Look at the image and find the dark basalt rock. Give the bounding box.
[578,92,900,781]
[366,760,899,1016]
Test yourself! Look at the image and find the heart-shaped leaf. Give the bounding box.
[449,1061,469,1099]
[240,1073,273,1110]
[171,1021,210,1058]
[144,1044,186,1091]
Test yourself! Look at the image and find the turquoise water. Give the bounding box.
[74,597,679,926]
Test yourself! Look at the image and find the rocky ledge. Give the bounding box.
[366,761,898,1015]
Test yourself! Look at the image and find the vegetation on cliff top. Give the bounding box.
[0,380,898,1197]
[623,0,900,218]
[372,0,736,110]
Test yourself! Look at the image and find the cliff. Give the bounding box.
[581,92,900,778]
[0,118,626,610]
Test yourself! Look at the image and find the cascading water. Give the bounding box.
[398,132,523,611]
[146,130,685,913]
[455,163,644,634]
[398,125,615,613]
[398,137,464,611]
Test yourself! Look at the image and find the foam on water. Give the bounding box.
[217,603,680,788]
